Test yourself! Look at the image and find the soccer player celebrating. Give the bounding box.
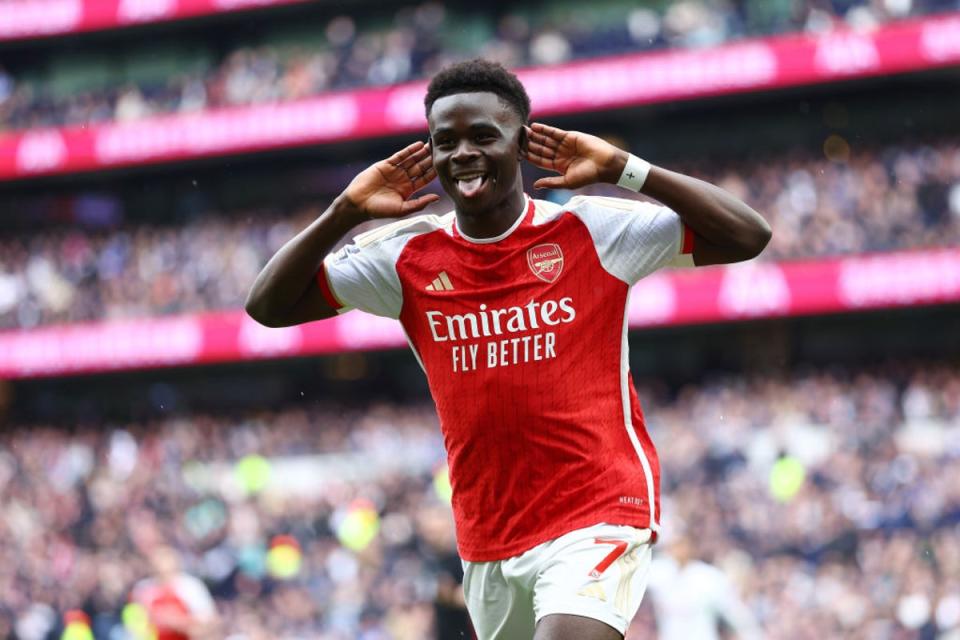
[246,59,771,640]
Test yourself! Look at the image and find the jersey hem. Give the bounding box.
[681,223,695,254]
[457,512,656,562]
[316,262,345,310]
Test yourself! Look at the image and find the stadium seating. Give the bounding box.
[0,0,941,132]
[4,1,959,638]
[2,137,958,330]
[0,363,956,638]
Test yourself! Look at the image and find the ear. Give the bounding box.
[518,126,528,157]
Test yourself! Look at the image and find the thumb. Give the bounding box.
[401,193,441,215]
[533,176,568,190]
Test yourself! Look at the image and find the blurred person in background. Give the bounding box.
[647,532,761,640]
[130,545,220,640]
[417,503,475,639]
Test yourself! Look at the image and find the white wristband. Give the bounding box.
[616,154,652,192]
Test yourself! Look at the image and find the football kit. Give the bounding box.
[130,573,217,640]
[319,193,695,635]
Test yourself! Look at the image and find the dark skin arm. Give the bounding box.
[524,123,771,265]
[245,141,439,327]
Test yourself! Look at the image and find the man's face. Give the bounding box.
[428,91,524,216]
[150,546,180,577]
[671,536,694,564]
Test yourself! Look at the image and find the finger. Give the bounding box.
[523,125,534,148]
[527,128,560,150]
[533,176,568,190]
[526,140,556,161]
[530,122,568,142]
[407,154,435,179]
[401,160,433,187]
[403,142,431,160]
[398,153,431,178]
[524,145,561,171]
[523,150,553,171]
[401,193,442,215]
[411,166,438,189]
[387,140,426,166]
[398,143,432,170]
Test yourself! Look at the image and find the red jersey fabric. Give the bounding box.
[142,585,190,640]
[320,195,694,561]
[131,574,216,640]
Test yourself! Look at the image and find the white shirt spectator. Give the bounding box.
[648,555,761,640]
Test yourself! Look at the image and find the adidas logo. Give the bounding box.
[426,271,454,291]
[577,583,607,602]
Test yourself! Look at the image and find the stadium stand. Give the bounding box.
[2,1,959,639]
[0,0,952,132]
[0,363,957,638]
[1,137,958,330]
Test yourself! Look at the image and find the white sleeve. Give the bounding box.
[317,214,449,319]
[710,569,762,640]
[173,574,217,619]
[319,235,406,319]
[646,557,672,594]
[566,195,694,285]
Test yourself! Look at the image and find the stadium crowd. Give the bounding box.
[3,1,959,640]
[0,0,954,131]
[0,361,957,638]
[1,136,958,331]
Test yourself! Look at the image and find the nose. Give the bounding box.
[451,139,480,164]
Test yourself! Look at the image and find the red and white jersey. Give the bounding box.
[319,195,695,561]
[131,574,217,640]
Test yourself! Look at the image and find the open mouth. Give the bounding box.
[454,172,489,199]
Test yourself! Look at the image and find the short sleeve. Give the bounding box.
[174,575,217,618]
[567,195,695,285]
[316,214,450,320]
[319,238,405,319]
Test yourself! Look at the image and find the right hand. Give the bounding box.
[342,141,440,220]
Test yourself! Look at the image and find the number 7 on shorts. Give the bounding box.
[588,538,629,579]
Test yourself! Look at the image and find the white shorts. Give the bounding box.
[462,523,654,640]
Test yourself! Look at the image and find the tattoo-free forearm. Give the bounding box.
[640,166,771,258]
[244,195,366,323]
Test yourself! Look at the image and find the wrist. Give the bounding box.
[615,153,652,192]
[330,193,370,228]
[604,149,629,184]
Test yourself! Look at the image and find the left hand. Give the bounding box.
[524,122,628,190]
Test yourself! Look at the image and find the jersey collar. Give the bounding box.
[453,195,533,244]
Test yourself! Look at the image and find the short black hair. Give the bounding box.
[424,58,531,124]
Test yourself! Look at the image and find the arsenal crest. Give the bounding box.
[527,244,564,283]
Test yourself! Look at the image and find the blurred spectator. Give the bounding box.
[417,504,474,639]
[1,0,954,132]
[2,137,959,331]
[647,532,761,640]
[130,545,220,640]
[0,362,958,637]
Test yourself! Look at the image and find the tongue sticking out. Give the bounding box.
[457,176,485,198]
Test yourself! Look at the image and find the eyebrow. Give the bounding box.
[432,122,501,136]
